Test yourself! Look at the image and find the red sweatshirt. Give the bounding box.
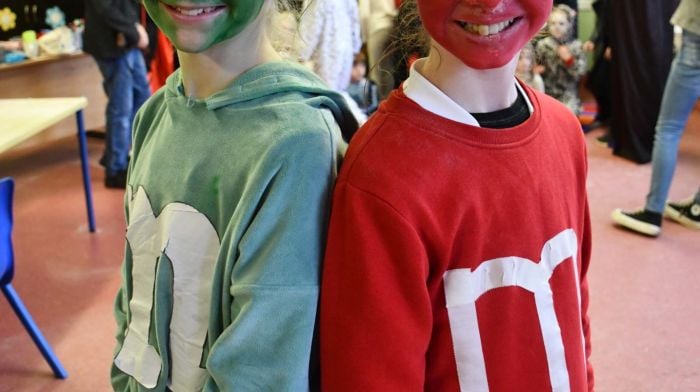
[320,85,593,391]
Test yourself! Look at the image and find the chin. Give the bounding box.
[173,44,210,54]
[462,58,512,70]
[458,51,517,70]
[171,34,213,54]
[439,39,520,71]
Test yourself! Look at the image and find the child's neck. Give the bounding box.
[420,44,518,114]
[177,28,281,100]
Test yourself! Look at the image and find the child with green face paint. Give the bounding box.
[110,1,357,391]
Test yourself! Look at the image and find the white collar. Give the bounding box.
[402,59,534,127]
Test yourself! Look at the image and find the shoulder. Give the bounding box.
[130,89,167,151]
[134,88,167,126]
[248,103,342,171]
[532,88,579,124]
[336,93,423,185]
[529,88,586,147]
[536,37,557,50]
[569,39,584,50]
[258,96,340,140]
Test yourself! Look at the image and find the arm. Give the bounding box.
[579,198,595,391]
[110,249,133,391]
[368,0,399,32]
[350,0,363,54]
[320,181,432,391]
[110,112,146,391]
[570,41,589,78]
[298,0,324,62]
[203,129,339,391]
[86,0,140,46]
[557,41,587,78]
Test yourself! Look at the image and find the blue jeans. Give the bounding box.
[95,48,150,176]
[645,30,700,213]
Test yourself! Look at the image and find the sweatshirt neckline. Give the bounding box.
[166,61,327,109]
[385,85,542,148]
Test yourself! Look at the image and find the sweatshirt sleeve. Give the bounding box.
[579,198,595,391]
[110,249,133,391]
[298,0,324,62]
[109,111,154,391]
[110,188,134,391]
[320,181,433,391]
[87,0,140,46]
[203,129,337,391]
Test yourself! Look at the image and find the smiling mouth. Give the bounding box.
[164,3,226,17]
[458,17,520,36]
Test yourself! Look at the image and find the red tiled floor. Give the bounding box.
[0,138,124,392]
[585,109,700,391]
[0,110,698,391]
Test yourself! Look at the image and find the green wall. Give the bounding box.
[579,8,595,42]
[578,7,596,69]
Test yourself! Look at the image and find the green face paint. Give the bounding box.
[143,0,266,53]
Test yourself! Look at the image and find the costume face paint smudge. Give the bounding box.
[143,0,265,53]
[417,0,552,69]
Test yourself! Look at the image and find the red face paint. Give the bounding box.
[417,0,552,69]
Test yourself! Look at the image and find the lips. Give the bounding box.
[457,17,521,37]
[162,3,227,18]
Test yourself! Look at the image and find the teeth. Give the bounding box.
[175,6,220,16]
[463,18,515,36]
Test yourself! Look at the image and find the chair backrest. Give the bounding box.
[0,177,15,285]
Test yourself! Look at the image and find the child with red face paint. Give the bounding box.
[320,0,593,390]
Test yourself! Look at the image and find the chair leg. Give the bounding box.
[2,283,68,379]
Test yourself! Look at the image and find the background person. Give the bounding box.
[83,0,151,188]
[611,0,700,237]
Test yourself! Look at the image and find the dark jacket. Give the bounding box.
[83,0,141,59]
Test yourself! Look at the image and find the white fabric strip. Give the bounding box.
[163,204,219,392]
[443,229,578,392]
[115,188,163,388]
[114,187,221,391]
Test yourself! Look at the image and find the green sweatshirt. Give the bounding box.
[110,61,355,391]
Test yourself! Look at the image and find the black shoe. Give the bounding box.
[664,198,700,230]
[100,155,130,168]
[105,170,127,189]
[596,133,613,148]
[611,208,662,237]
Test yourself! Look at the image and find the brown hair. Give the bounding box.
[387,0,430,65]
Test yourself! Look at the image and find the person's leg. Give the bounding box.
[645,31,700,213]
[127,48,151,130]
[611,31,700,236]
[94,58,116,168]
[96,53,134,184]
[589,58,612,124]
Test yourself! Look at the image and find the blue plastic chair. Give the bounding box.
[0,177,67,379]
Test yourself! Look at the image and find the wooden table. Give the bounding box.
[0,53,107,144]
[0,97,96,232]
